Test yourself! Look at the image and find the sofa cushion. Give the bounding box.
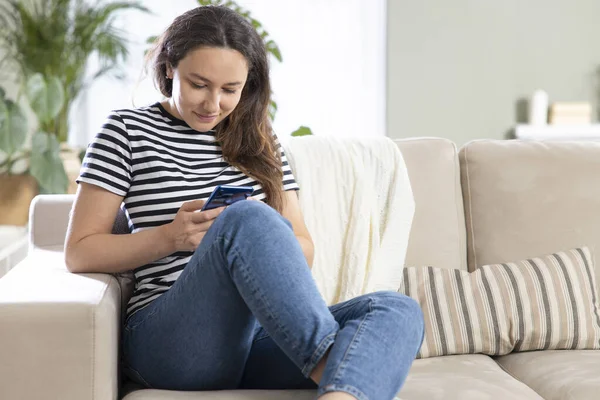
[400,247,600,359]
[120,356,543,400]
[460,140,600,298]
[122,388,315,400]
[398,354,544,399]
[395,138,467,271]
[494,350,600,400]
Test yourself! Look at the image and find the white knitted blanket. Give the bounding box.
[283,136,415,305]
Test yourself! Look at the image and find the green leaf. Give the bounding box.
[266,40,282,62]
[251,19,261,29]
[146,35,158,44]
[291,126,313,137]
[0,87,5,99]
[46,76,65,120]
[29,131,68,193]
[0,100,9,153]
[268,99,277,121]
[30,130,52,155]
[0,99,28,154]
[25,73,65,124]
[26,73,47,119]
[78,148,86,164]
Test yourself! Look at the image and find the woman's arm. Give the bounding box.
[64,183,176,274]
[280,190,315,269]
[65,183,224,274]
[294,235,315,269]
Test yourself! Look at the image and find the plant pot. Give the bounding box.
[0,174,39,226]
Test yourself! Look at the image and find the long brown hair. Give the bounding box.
[146,6,285,212]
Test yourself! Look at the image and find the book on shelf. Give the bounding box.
[550,102,592,114]
[549,102,592,125]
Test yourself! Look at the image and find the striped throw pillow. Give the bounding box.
[399,247,600,359]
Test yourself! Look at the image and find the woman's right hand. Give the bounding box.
[163,200,226,252]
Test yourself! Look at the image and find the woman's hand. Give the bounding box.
[163,200,226,252]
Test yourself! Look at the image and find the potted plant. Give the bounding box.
[0,0,149,223]
[0,0,149,143]
[0,74,68,225]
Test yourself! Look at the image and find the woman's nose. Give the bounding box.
[203,91,220,114]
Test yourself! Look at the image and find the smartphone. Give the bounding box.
[200,185,254,211]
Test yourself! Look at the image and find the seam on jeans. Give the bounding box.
[231,242,298,350]
[330,298,373,387]
[329,296,371,313]
[329,292,401,314]
[317,383,370,400]
[252,328,269,343]
[252,333,269,343]
[301,331,337,377]
[223,236,300,355]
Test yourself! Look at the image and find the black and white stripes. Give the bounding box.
[77,102,299,319]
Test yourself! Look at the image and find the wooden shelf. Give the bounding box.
[515,124,600,140]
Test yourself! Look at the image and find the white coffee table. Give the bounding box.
[0,225,29,279]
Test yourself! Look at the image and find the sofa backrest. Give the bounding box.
[395,138,467,271]
[100,138,471,274]
[33,138,470,312]
[460,139,600,296]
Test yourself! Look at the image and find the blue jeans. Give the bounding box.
[122,200,424,400]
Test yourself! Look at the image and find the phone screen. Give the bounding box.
[201,185,254,211]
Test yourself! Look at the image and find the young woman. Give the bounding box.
[64,6,424,400]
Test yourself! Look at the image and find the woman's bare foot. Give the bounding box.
[318,393,358,400]
[311,349,358,399]
[310,349,330,384]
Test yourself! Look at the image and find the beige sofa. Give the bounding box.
[1,138,599,400]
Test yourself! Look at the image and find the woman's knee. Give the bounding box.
[371,291,424,332]
[218,200,291,231]
[220,199,269,220]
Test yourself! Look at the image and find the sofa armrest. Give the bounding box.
[0,247,121,400]
[28,194,76,250]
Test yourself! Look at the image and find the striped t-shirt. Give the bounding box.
[77,102,299,319]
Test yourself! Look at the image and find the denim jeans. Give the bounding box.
[122,200,424,400]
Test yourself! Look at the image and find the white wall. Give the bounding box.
[387,0,600,145]
[71,0,386,148]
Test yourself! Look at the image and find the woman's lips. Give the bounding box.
[193,112,218,122]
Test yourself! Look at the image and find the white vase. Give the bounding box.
[529,90,549,125]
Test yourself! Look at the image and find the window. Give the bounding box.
[70,0,386,148]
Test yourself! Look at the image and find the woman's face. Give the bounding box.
[166,47,248,131]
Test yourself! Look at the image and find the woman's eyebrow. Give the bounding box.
[189,72,243,86]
